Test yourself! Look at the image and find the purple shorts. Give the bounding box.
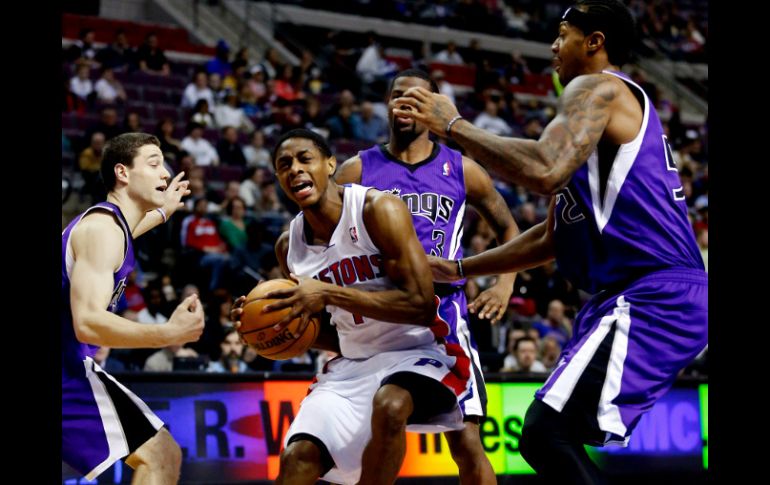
[535,268,707,445]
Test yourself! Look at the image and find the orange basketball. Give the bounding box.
[238,279,320,360]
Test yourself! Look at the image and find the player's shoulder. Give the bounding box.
[363,187,406,220]
[71,210,124,242]
[275,230,290,253]
[335,155,363,184]
[563,73,623,101]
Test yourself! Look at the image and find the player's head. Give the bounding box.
[101,132,169,209]
[272,129,336,208]
[552,0,635,85]
[387,69,438,143]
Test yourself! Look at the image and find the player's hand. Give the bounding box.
[261,274,327,339]
[161,171,191,219]
[392,87,460,137]
[469,283,513,325]
[230,295,250,345]
[427,255,461,282]
[168,294,205,344]
[230,295,246,330]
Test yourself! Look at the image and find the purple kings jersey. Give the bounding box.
[553,70,704,294]
[62,202,135,370]
[360,143,467,278]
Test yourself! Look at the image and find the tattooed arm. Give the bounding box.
[393,74,618,195]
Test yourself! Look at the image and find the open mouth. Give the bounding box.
[156,185,167,192]
[291,181,313,197]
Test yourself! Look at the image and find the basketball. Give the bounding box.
[238,279,320,360]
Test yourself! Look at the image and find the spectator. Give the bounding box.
[94,67,127,104]
[214,92,255,134]
[136,32,170,76]
[434,41,464,65]
[243,131,271,169]
[216,126,248,166]
[473,100,513,136]
[207,328,251,373]
[96,29,134,71]
[181,122,219,167]
[182,70,216,109]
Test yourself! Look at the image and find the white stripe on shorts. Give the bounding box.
[542,295,631,439]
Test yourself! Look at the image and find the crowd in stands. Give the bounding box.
[62,1,707,377]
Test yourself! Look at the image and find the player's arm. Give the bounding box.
[333,155,362,185]
[264,191,436,327]
[133,171,191,238]
[70,213,203,348]
[463,156,520,323]
[430,198,557,281]
[394,75,616,194]
[338,190,436,324]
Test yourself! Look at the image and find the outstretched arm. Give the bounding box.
[393,74,617,194]
[463,157,520,323]
[431,198,557,281]
[70,213,204,348]
[133,171,191,237]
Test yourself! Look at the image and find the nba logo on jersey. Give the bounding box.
[442,161,450,176]
[349,226,359,243]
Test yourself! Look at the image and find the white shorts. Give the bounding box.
[283,343,465,485]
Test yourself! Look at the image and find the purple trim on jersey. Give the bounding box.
[553,70,704,294]
[62,202,135,369]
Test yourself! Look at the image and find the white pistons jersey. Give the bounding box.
[286,183,438,359]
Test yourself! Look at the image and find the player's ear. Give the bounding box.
[586,31,605,54]
[114,163,129,185]
[327,156,337,176]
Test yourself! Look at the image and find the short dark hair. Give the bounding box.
[565,0,636,66]
[514,336,537,353]
[272,129,332,167]
[100,133,161,191]
[387,69,439,96]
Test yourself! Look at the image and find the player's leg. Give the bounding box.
[359,371,458,485]
[359,383,414,485]
[442,290,496,484]
[276,434,333,485]
[520,399,605,485]
[445,418,496,485]
[125,428,182,485]
[282,359,377,485]
[63,358,170,483]
[520,302,617,485]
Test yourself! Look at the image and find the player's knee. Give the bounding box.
[372,385,413,432]
[280,441,321,474]
[520,414,551,465]
[447,428,486,467]
[127,429,182,473]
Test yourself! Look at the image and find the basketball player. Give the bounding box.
[237,128,467,485]
[335,68,521,484]
[395,1,708,482]
[63,133,205,483]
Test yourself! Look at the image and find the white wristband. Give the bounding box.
[156,207,168,223]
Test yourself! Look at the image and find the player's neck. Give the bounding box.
[105,192,145,232]
[386,136,433,164]
[303,184,344,244]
